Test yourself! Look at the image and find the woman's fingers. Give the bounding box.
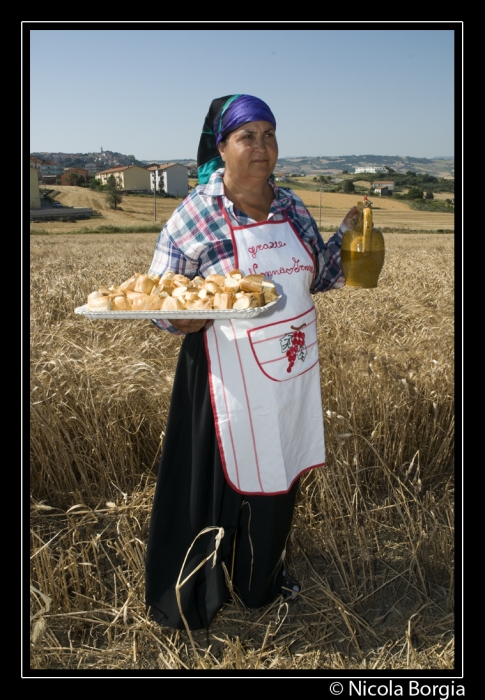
[343,206,358,227]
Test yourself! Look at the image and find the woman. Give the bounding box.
[145,94,356,630]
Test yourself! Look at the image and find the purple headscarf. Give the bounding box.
[215,94,276,145]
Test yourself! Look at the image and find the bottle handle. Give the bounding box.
[362,206,373,253]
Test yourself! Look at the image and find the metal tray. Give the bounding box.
[74,296,281,320]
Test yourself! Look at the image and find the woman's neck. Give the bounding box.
[223,174,274,222]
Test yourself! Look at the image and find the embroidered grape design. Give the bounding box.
[280,324,307,373]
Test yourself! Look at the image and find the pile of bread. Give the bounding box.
[86,270,279,312]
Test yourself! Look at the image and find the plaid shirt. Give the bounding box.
[149,169,347,333]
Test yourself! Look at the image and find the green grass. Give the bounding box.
[94,224,161,233]
[408,200,455,213]
[279,179,337,192]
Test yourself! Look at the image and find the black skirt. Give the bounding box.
[145,328,298,630]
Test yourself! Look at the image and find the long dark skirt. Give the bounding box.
[145,329,298,630]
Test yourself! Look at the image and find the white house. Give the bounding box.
[354,167,388,174]
[148,163,188,197]
[96,165,150,191]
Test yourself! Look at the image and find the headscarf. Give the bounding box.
[197,94,277,184]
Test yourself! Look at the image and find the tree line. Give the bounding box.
[309,170,454,200]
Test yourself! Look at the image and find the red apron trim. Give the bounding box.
[204,326,241,490]
[229,320,264,492]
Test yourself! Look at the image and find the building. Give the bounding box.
[375,186,389,196]
[30,155,64,184]
[354,167,388,174]
[148,163,188,197]
[30,167,41,209]
[95,165,150,192]
[60,168,89,186]
[84,162,103,175]
[372,180,395,196]
[30,155,44,172]
[39,161,65,178]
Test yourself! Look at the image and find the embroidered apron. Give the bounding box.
[204,201,326,495]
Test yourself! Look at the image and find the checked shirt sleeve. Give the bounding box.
[146,183,235,334]
[148,207,200,335]
[282,190,347,293]
[311,221,347,293]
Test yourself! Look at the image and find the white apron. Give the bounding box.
[204,200,326,495]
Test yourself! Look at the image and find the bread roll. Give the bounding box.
[111,294,131,311]
[233,295,250,310]
[161,296,186,311]
[87,291,113,311]
[131,294,162,311]
[223,276,241,293]
[119,273,140,291]
[134,274,156,295]
[213,293,235,309]
[184,292,201,302]
[185,298,213,310]
[262,281,278,303]
[240,274,265,293]
[172,274,191,288]
[172,286,188,298]
[125,291,144,302]
[205,274,226,287]
[204,281,223,295]
[249,292,264,308]
[191,276,206,288]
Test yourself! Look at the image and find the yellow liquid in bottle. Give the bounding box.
[341,249,385,288]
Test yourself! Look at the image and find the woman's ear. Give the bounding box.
[218,144,225,162]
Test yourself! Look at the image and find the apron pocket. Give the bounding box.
[247,306,319,382]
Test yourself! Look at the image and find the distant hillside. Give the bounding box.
[273,155,454,179]
[150,159,197,167]
[32,152,454,179]
[148,155,453,179]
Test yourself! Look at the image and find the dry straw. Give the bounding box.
[30,230,454,671]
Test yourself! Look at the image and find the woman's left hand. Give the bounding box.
[343,206,358,228]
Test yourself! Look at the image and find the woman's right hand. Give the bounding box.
[170,318,208,334]
[343,206,358,228]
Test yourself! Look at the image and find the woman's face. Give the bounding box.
[218,120,278,185]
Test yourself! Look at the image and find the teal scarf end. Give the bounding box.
[198,157,223,185]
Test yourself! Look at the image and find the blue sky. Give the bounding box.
[28,25,459,161]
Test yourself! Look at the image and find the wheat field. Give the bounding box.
[29,189,455,673]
